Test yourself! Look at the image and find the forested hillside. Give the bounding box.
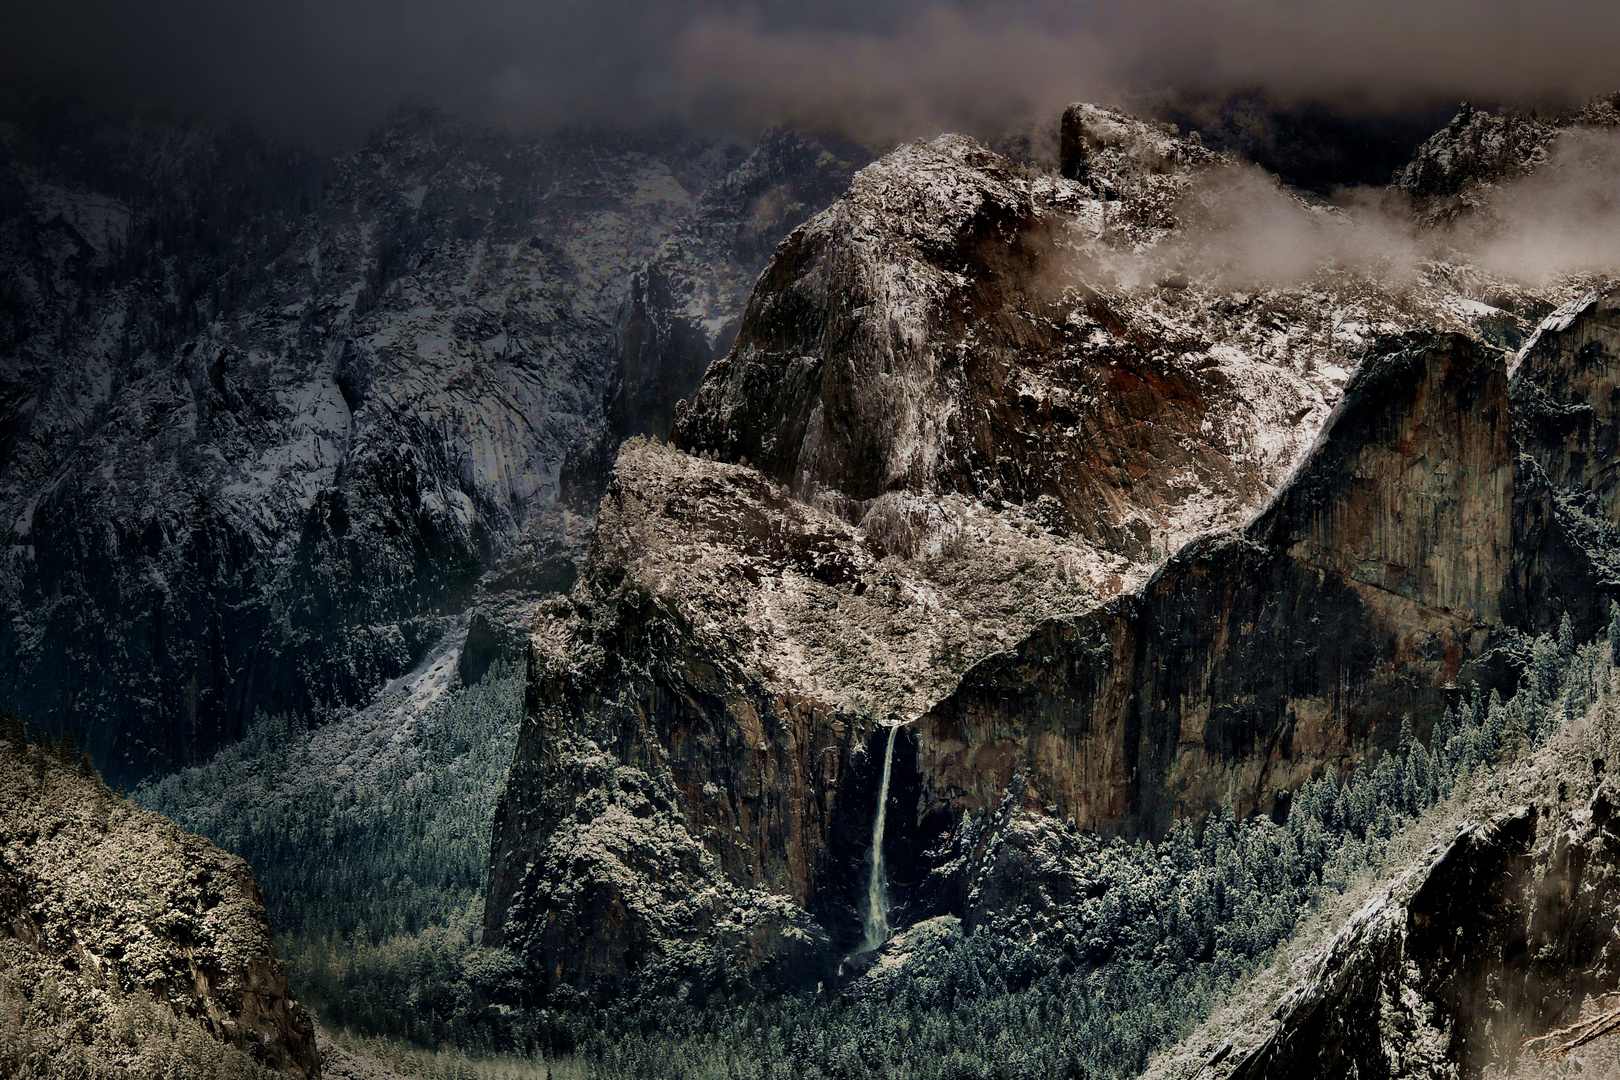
[139,666,527,1051]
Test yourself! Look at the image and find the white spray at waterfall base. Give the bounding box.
[862,722,899,952]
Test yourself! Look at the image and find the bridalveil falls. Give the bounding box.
[862,723,897,952]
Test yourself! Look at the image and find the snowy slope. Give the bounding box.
[0,106,846,779]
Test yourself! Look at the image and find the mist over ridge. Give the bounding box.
[1075,121,1620,295]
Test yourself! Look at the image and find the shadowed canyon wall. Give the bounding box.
[915,331,1513,841]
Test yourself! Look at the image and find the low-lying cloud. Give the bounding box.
[9,0,1620,285]
[676,2,1620,145]
[1465,129,1620,281]
[1097,124,1620,293]
[1154,166,1424,291]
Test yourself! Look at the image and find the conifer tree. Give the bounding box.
[1609,601,1620,663]
[56,729,80,767]
[1531,632,1562,705]
[1500,707,1530,760]
[0,707,25,749]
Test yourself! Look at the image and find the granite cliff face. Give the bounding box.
[1510,290,1620,643]
[485,105,1590,996]
[913,330,1513,844]
[902,287,1620,940]
[0,105,850,781]
[669,124,1341,561]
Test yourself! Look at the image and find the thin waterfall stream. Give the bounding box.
[862,722,898,952]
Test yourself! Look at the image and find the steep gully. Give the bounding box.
[486,108,1620,1008]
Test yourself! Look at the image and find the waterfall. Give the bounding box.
[862,722,897,952]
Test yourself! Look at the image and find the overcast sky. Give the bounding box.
[4,1,1619,142]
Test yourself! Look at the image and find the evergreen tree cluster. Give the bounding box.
[0,707,115,793]
[138,665,528,1051]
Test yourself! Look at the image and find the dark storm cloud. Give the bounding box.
[676,1,1620,143]
[5,1,1620,141]
[0,1,694,138]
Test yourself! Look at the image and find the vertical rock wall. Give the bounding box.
[914,332,1513,841]
[1509,290,1620,642]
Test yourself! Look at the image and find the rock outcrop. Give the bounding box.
[1227,807,1550,1080]
[485,437,1115,990]
[1509,289,1620,643]
[670,127,1321,559]
[906,286,1620,887]
[913,330,1513,844]
[1397,97,1620,226]
[0,722,318,1076]
[1397,103,1556,222]
[486,109,1574,995]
